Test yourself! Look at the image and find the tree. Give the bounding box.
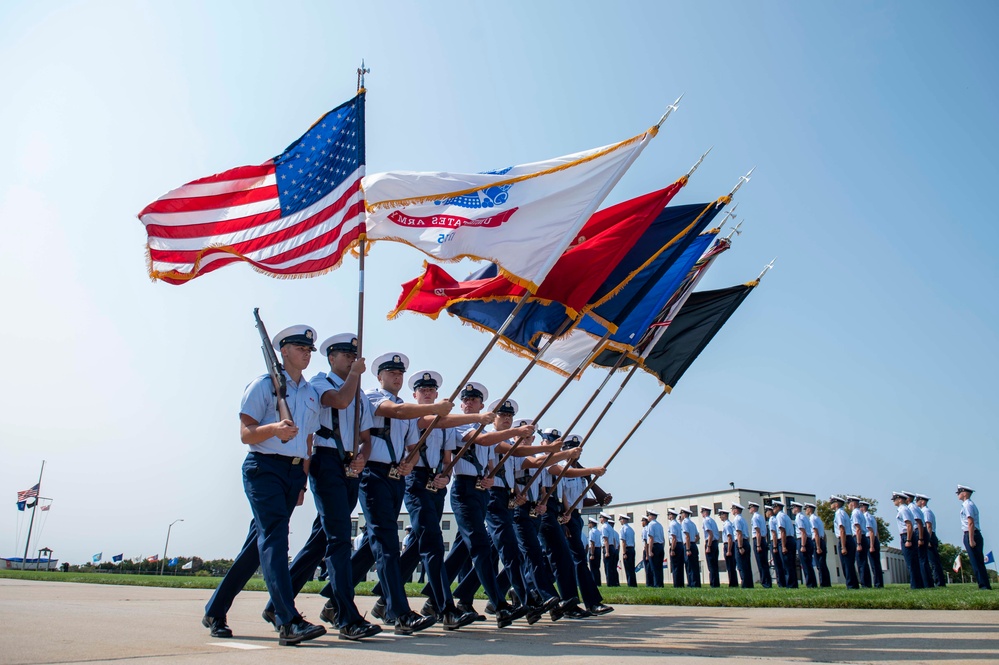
[815,496,893,545]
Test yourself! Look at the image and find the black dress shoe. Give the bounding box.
[442,608,477,631]
[525,607,543,625]
[495,603,527,629]
[456,602,485,622]
[421,599,441,620]
[484,601,497,615]
[587,603,614,616]
[394,610,436,635]
[563,606,593,619]
[261,609,278,631]
[278,618,327,646]
[371,599,392,625]
[540,595,560,613]
[319,600,339,626]
[202,615,233,638]
[339,619,382,641]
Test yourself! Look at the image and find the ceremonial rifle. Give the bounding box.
[253,308,293,436]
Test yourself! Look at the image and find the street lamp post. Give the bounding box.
[160,519,183,575]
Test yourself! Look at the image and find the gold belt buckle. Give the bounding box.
[293,457,302,465]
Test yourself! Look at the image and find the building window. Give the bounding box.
[442,520,451,531]
[351,520,358,537]
[397,521,404,530]
[786,497,795,504]
[714,502,722,513]
[443,542,450,552]
[689,505,697,515]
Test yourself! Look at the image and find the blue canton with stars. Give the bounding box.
[273,94,365,217]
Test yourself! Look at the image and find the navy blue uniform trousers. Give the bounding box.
[205,453,304,627]
[266,449,361,627]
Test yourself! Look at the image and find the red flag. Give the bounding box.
[391,179,686,319]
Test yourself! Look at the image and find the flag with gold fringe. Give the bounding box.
[364,126,659,292]
[139,93,366,284]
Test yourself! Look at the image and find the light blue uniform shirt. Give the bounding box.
[310,371,373,453]
[588,526,602,550]
[451,422,492,477]
[620,523,636,548]
[920,506,935,530]
[702,516,721,541]
[647,519,666,544]
[418,427,458,472]
[794,512,810,539]
[240,372,320,459]
[365,388,420,464]
[895,504,913,536]
[850,508,866,536]
[810,513,825,538]
[776,512,796,542]
[667,519,683,544]
[682,518,699,544]
[907,503,924,526]
[860,511,875,536]
[834,507,851,536]
[768,514,780,540]
[751,512,767,540]
[961,498,980,533]
[558,472,586,509]
[492,444,522,489]
[721,519,735,544]
[600,521,620,547]
[516,462,540,502]
[865,512,878,538]
[640,524,650,545]
[732,514,750,541]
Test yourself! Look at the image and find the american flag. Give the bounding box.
[139,93,366,284]
[17,484,39,502]
[147,554,159,563]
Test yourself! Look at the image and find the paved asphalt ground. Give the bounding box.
[1,579,997,664]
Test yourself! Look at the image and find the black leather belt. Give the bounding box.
[250,452,302,465]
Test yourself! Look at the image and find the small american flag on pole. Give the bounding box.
[17,484,39,502]
[139,93,366,284]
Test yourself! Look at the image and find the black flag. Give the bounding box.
[593,283,756,392]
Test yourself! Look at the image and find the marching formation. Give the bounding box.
[204,330,618,646]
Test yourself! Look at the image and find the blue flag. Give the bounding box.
[168,557,179,566]
[446,199,725,355]
[16,501,25,511]
[985,551,995,565]
[579,229,718,344]
[92,553,102,563]
[112,553,123,563]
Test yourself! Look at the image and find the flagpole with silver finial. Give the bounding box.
[718,167,755,207]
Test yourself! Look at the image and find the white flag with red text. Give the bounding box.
[363,129,655,292]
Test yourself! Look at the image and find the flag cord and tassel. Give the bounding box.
[559,390,669,522]
[428,314,578,488]
[395,290,536,477]
[22,460,45,566]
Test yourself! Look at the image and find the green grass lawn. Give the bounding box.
[2,569,995,610]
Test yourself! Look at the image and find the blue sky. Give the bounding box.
[1,1,996,564]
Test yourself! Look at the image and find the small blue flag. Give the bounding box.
[92,553,102,563]
[16,501,25,511]
[985,550,995,565]
[168,557,179,566]
[112,553,123,563]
